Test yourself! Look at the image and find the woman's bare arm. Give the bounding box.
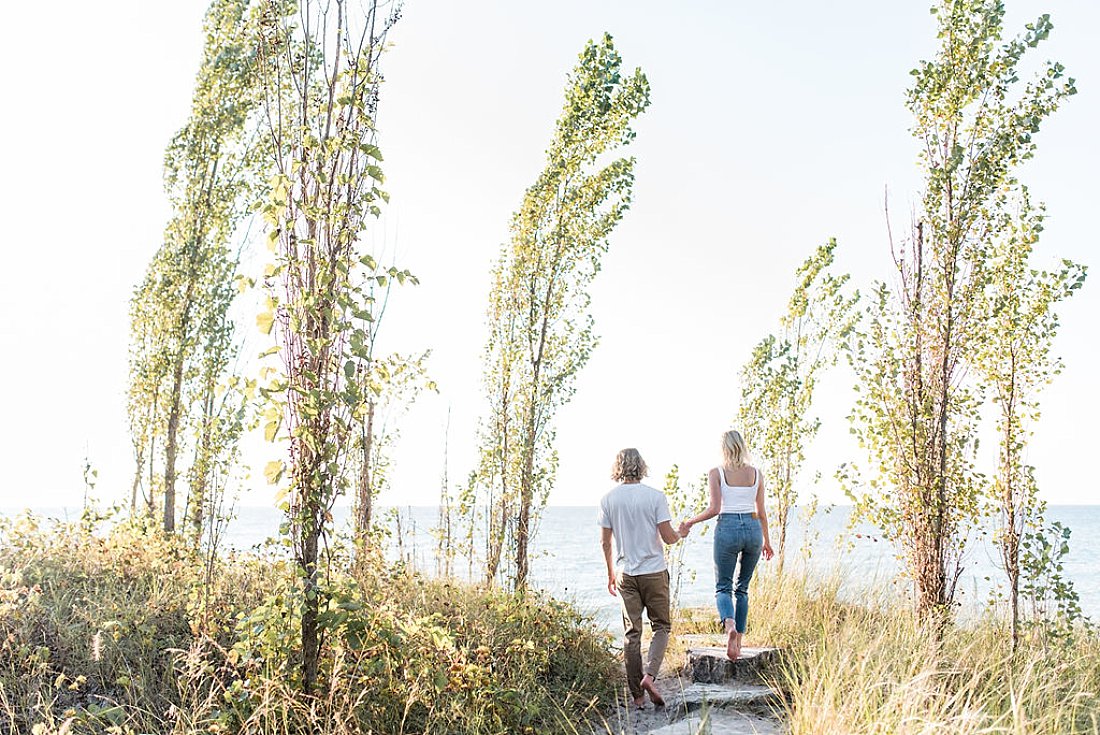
[682,468,722,533]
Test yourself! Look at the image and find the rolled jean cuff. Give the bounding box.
[715,594,735,626]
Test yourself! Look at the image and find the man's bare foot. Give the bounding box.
[640,674,665,707]
[632,694,646,710]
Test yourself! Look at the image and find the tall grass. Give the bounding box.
[7,510,1097,734]
[677,565,1100,734]
[0,512,618,734]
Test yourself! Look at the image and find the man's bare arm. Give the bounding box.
[601,527,617,596]
[657,520,682,545]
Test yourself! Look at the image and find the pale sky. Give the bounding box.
[1,1,1097,512]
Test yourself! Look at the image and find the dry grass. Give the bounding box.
[0,512,618,734]
[676,565,1100,734]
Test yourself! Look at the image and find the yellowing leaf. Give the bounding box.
[264,460,284,485]
[257,311,275,335]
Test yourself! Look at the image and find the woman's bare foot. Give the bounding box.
[726,628,744,661]
[640,673,665,707]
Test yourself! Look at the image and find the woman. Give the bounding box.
[680,430,773,661]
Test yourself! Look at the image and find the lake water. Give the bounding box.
[4,504,1098,629]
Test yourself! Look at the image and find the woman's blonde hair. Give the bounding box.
[611,448,648,483]
[721,430,750,468]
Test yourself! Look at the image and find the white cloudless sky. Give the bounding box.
[0,0,1096,511]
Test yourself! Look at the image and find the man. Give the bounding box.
[597,447,683,709]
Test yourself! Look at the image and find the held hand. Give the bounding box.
[678,521,692,538]
[607,575,618,597]
[762,542,774,561]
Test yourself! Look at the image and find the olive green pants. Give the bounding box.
[616,569,671,700]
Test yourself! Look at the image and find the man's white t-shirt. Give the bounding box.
[597,482,672,576]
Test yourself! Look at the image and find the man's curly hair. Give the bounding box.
[611,448,648,483]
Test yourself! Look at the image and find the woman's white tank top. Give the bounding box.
[718,466,758,514]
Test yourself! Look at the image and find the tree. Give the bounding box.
[663,466,709,610]
[432,408,456,578]
[127,0,263,534]
[738,239,855,574]
[472,34,650,589]
[974,190,1085,649]
[346,265,427,549]
[844,0,1075,626]
[255,0,400,693]
[351,349,431,551]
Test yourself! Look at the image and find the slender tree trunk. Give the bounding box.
[163,354,186,533]
[437,409,452,577]
[1007,505,1020,651]
[301,514,320,693]
[355,400,376,545]
[485,477,506,583]
[777,512,788,576]
[188,375,217,546]
[515,459,533,589]
[515,373,542,590]
[1003,358,1020,652]
[919,171,958,627]
[295,342,326,695]
[163,279,197,534]
[148,433,157,517]
[485,387,511,584]
[515,250,561,590]
[146,386,160,518]
[130,447,143,515]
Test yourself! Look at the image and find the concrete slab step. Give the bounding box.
[671,682,780,718]
[596,677,784,734]
[645,709,783,735]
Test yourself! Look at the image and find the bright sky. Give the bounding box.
[1,1,1097,512]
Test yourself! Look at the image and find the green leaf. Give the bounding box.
[359,143,383,160]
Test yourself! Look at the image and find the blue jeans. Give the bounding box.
[714,513,763,633]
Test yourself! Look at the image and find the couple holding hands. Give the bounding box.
[596,430,774,709]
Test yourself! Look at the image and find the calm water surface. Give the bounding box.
[5,504,1098,629]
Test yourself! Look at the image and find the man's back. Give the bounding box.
[597,482,671,576]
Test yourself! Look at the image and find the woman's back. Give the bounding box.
[717,465,758,514]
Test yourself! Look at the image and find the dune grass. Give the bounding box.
[0,512,619,734]
[5,510,1098,734]
[677,567,1100,734]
